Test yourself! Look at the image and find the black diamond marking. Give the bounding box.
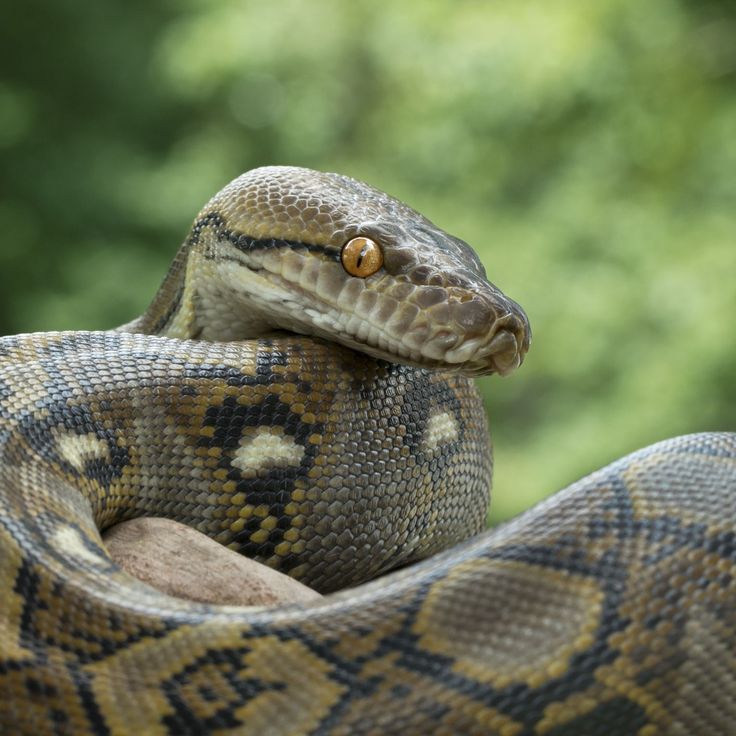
[39,514,116,575]
[305,475,636,731]
[8,521,182,664]
[15,398,129,494]
[160,646,285,734]
[356,461,734,732]
[241,620,397,734]
[198,392,323,563]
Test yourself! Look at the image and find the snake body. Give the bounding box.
[1,167,734,734]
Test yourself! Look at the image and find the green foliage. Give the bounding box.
[1,0,734,523]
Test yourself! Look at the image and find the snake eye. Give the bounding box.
[341,236,383,278]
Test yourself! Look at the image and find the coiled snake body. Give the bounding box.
[0,167,734,735]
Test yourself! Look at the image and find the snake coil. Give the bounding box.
[0,167,734,735]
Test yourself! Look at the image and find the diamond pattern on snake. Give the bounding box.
[1,166,734,735]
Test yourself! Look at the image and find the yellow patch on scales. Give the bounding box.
[53,430,110,472]
[422,410,459,451]
[232,427,305,471]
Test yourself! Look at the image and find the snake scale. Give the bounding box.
[1,167,735,735]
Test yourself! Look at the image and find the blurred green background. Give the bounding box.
[1,0,734,524]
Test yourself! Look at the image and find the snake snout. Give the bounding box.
[485,315,530,375]
[441,297,530,376]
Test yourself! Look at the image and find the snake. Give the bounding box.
[0,166,734,736]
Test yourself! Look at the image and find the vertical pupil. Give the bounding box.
[356,244,369,269]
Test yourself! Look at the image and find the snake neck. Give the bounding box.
[120,242,276,341]
[119,242,192,337]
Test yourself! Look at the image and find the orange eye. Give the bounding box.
[341,236,383,278]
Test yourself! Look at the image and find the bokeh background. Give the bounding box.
[1,0,734,523]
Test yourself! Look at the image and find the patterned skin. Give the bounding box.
[0,167,734,735]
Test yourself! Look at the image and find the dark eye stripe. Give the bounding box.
[189,213,341,262]
[227,233,340,260]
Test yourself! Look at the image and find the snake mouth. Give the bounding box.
[308,287,530,377]
[209,252,530,378]
[391,319,528,378]
[323,275,531,377]
[442,320,529,377]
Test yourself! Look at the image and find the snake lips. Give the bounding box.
[138,166,530,378]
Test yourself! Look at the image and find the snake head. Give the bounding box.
[175,166,530,377]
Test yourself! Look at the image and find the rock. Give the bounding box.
[103,517,322,607]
